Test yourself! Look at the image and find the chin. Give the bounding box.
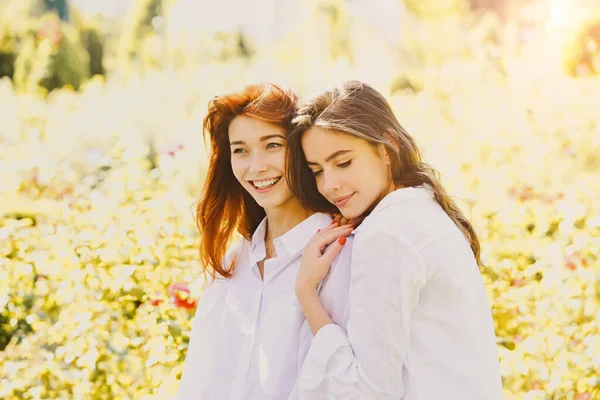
[340,209,361,220]
[247,195,270,209]
[257,195,292,210]
[254,198,279,210]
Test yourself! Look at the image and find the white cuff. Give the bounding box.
[299,323,348,390]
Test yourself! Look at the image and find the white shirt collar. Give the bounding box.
[353,185,434,234]
[249,213,333,264]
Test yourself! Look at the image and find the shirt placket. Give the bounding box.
[238,260,268,399]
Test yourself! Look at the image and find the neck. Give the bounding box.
[264,198,313,242]
[363,180,401,218]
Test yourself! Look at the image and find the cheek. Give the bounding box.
[230,158,246,183]
[315,175,326,195]
[271,150,287,171]
[344,162,372,194]
[366,161,390,193]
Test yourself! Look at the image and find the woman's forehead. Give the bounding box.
[228,115,285,142]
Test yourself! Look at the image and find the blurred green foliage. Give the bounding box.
[0,0,104,93]
[0,0,599,399]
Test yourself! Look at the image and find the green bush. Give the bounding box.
[1,0,105,93]
[12,14,91,93]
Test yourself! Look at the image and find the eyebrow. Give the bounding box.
[306,150,353,165]
[230,134,286,146]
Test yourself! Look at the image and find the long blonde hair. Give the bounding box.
[286,81,481,265]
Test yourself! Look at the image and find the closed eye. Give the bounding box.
[337,160,352,168]
[266,142,283,150]
[311,170,323,176]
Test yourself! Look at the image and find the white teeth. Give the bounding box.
[252,178,280,189]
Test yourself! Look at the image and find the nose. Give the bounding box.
[322,171,341,193]
[248,151,267,174]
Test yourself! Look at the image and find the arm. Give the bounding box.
[295,221,354,335]
[296,231,426,399]
[177,240,244,399]
[296,286,333,335]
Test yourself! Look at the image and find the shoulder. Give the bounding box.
[353,226,417,261]
[356,198,476,278]
[209,237,249,281]
[223,237,247,264]
[350,226,427,286]
[360,196,459,250]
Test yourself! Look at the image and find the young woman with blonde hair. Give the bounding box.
[287,81,503,399]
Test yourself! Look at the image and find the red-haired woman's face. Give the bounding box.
[229,115,295,211]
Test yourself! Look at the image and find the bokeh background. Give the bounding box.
[1,0,599,399]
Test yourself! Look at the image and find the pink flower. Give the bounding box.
[168,283,197,310]
[37,20,62,46]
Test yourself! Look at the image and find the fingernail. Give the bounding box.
[317,229,320,233]
[338,237,347,245]
[331,221,339,225]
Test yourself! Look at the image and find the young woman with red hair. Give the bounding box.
[176,83,354,400]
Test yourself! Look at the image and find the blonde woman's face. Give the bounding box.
[302,127,393,219]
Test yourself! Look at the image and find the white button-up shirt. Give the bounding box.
[176,212,353,400]
[291,186,503,400]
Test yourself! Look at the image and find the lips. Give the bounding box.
[333,192,355,207]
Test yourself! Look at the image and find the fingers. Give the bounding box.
[320,236,347,265]
[339,217,351,225]
[332,213,344,224]
[319,225,353,241]
[330,213,352,226]
[315,225,353,252]
[318,220,346,235]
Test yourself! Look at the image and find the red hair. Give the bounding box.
[197,83,299,279]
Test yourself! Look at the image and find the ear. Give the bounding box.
[381,130,397,144]
[380,130,398,165]
[376,143,391,165]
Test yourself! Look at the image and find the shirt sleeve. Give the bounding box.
[296,230,427,399]
[177,240,244,400]
[176,279,225,400]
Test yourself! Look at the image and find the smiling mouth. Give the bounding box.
[333,192,355,207]
[250,177,281,189]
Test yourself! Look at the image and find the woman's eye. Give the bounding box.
[266,143,282,150]
[232,148,247,154]
[338,160,352,168]
[312,170,323,176]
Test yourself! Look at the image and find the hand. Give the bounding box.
[331,213,366,228]
[296,221,354,294]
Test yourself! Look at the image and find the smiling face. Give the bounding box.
[302,126,394,219]
[229,115,296,211]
